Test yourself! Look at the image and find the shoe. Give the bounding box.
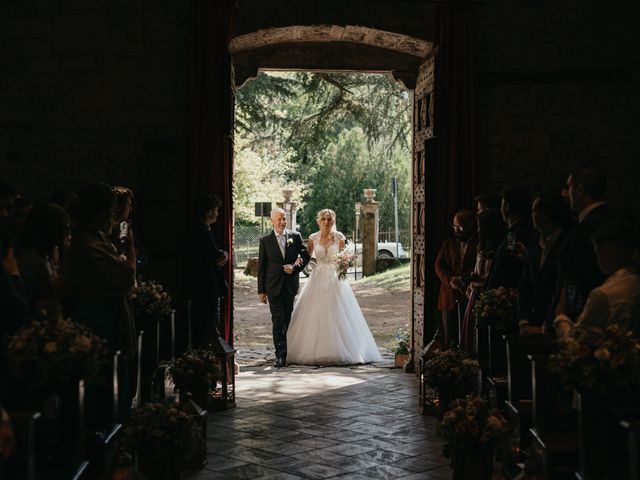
[274,357,285,367]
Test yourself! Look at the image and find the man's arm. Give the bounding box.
[435,242,453,285]
[292,233,310,273]
[257,237,267,296]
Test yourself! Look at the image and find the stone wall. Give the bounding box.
[475,0,640,211]
[0,0,189,289]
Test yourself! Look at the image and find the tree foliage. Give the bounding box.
[234,71,412,236]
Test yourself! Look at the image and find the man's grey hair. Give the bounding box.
[270,207,286,219]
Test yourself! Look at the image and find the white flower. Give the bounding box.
[286,238,294,246]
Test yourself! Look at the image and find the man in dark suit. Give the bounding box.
[517,191,574,335]
[435,210,477,345]
[486,187,534,290]
[546,162,612,330]
[258,208,310,367]
[188,194,228,347]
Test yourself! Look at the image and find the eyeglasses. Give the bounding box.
[452,225,464,231]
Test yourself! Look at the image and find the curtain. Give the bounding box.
[186,0,235,343]
[425,5,481,339]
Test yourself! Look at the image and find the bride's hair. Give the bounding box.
[316,209,337,233]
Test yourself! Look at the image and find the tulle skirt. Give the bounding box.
[286,263,383,365]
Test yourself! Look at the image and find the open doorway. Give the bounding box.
[231,71,413,363]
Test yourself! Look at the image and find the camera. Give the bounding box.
[119,221,129,239]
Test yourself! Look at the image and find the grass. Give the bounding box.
[353,262,410,290]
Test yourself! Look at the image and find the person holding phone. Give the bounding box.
[485,187,534,290]
[554,222,640,338]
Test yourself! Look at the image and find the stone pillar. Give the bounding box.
[280,188,298,230]
[361,188,380,277]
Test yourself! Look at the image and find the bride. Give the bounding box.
[286,209,383,365]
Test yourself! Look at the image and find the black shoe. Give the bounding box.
[274,357,286,367]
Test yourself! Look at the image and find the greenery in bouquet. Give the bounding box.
[550,323,640,394]
[333,250,357,280]
[473,287,518,334]
[392,326,410,354]
[423,349,479,398]
[131,280,172,320]
[8,317,109,393]
[438,396,509,459]
[123,403,202,463]
[167,349,222,394]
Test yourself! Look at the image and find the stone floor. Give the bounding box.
[182,347,452,479]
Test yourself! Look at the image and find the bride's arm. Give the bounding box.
[339,239,345,251]
[307,239,314,257]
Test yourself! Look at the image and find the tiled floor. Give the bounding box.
[182,348,452,479]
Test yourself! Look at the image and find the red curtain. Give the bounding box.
[186,0,236,343]
[425,5,482,339]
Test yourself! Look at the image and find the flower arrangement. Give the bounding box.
[131,280,172,320]
[550,323,640,393]
[392,327,410,354]
[333,250,357,280]
[167,349,222,396]
[473,287,518,334]
[8,317,109,393]
[438,396,509,459]
[123,403,202,464]
[423,349,479,399]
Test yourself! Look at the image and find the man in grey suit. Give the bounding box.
[258,208,310,367]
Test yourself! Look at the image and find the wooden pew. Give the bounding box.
[621,419,640,480]
[131,331,144,409]
[152,310,177,402]
[528,354,578,479]
[502,335,554,477]
[3,411,42,480]
[484,326,508,416]
[576,393,640,479]
[87,351,124,478]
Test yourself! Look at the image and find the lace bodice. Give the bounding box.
[309,231,345,263]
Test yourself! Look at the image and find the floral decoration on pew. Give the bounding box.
[473,286,518,334]
[550,323,640,393]
[131,280,173,320]
[123,403,202,466]
[167,349,222,400]
[423,349,479,400]
[438,396,510,461]
[8,317,109,393]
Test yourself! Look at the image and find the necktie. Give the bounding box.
[278,234,286,258]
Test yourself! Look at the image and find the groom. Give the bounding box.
[258,208,310,367]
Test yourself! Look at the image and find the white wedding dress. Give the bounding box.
[286,231,383,365]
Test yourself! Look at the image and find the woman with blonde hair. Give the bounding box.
[286,209,382,364]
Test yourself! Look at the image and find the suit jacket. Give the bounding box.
[435,235,478,311]
[258,229,310,297]
[486,218,534,290]
[188,220,228,300]
[517,225,572,326]
[545,204,612,326]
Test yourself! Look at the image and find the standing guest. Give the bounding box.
[435,210,477,345]
[485,187,534,290]
[460,209,506,352]
[110,186,147,277]
[66,181,136,423]
[555,222,640,338]
[15,203,69,317]
[547,162,612,329]
[517,192,574,335]
[187,194,228,347]
[474,192,502,215]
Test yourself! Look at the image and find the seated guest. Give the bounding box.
[517,191,574,335]
[485,187,534,290]
[461,209,506,352]
[435,210,477,345]
[66,181,136,422]
[187,194,228,347]
[15,203,70,317]
[547,162,612,328]
[474,192,502,215]
[555,222,640,338]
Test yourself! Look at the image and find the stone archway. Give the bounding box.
[228,25,435,371]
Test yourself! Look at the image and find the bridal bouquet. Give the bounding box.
[333,250,357,280]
